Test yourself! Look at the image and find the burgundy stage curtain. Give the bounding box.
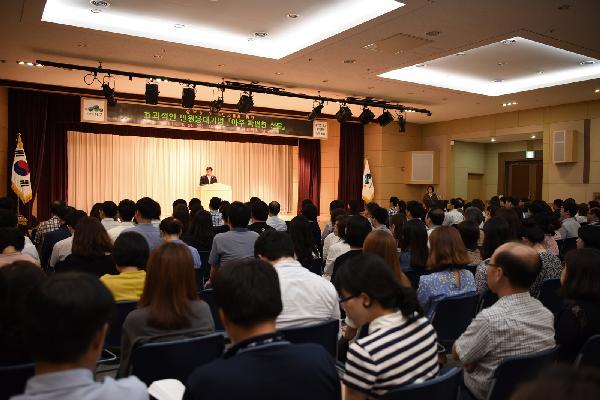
[297,139,321,214]
[338,122,364,208]
[7,89,79,221]
[7,88,299,220]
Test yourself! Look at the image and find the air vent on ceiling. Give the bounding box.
[362,33,432,55]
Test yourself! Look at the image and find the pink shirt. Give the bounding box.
[0,252,41,268]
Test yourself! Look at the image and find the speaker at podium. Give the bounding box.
[195,183,232,207]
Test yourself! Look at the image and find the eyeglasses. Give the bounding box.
[338,294,358,304]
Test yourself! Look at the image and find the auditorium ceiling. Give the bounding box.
[0,0,599,123]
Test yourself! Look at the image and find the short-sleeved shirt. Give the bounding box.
[122,223,162,250]
[343,311,439,397]
[558,217,580,239]
[100,270,146,301]
[11,368,148,400]
[208,228,259,267]
[172,239,202,269]
[454,292,555,400]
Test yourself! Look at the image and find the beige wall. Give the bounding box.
[423,99,600,202]
[0,87,7,197]
[451,141,486,199]
[365,121,424,205]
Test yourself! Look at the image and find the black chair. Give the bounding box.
[0,362,34,400]
[478,290,498,312]
[126,332,225,386]
[486,346,558,400]
[431,292,479,352]
[199,289,223,331]
[465,264,478,276]
[197,250,211,285]
[105,300,137,348]
[381,367,462,400]
[575,334,600,368]
[279,320,339,358]
[558,237,577,260]
[404,269,429,290]
[537,279,563,314]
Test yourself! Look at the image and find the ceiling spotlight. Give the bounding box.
[308,101,324,121]
[398,114,406,133]
[210,89,225,114]
[17,61,25,65]
[182,86,196,108]
[358,107,375,125]
[595,89,600,93]
[531,135,536,139]
[145,82,159,105]
[101,83,116,106]
[237,92,254,113]
[377,110,394,126]
[490,138,497,142]
[335,104,352,123]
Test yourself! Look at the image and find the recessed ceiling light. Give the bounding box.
[492,79,504,83]
[287,13,299,19]
[343,59,356,64]
[500,39,517,45]
[456,52,466,56]
[275,72,282,75]
[580,60,595,65]
[497,62,506,66]
[537,70,544,74]
[26,62,34,66]
[426,30,441,36]
[254,32,268,38]
[90,8,102,13]
[531,135,536,139]
[174,24,185,29]
[90,0,110,7]
[595,89,600,93]
[415,64,426,68]
[217,63,225,67]
[35,63,43,67]
[17,61,25,65]
[491,138,497,142]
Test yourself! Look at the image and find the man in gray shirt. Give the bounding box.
[122,197,162,250]
[12,273,147,400]
[205,201,259,288]
[452,243,555,400]
[558,202,581,239]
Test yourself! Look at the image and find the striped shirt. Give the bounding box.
[343,311,439,397]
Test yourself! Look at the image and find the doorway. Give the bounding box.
[506,161,543,200]
[467,173,485,201]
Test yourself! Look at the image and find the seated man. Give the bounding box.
[205,202,259,287]
[184,258,340,400]
[12,272,147,400]
[248,201,275,235]
[452,242,555,400]
[558,202,581,239]
[122,197,162,250]
[255,230,340,329]
[266,201,287,232]
[107,199,137,242]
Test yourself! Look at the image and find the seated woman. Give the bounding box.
[456,220,482,267]
[57,217,117,277]
[0,261,46,364]
[288,215,322,275]
[519,218,563,297]
[119,242,215,376]
[363,230,411,288]
[398,219,429,289]
[555,248,600,363]
[159,217,202,269]
[335,254,439,399]
[100,231,149,301]
[186,210,215,252]
[417,226,476,318]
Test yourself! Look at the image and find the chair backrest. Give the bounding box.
[105,300,138,348]
[198,251,211,281]
[431,292,479,351]
[575,334,600,368]
[487,346,558,400]
[478,290,498,312]
[0,362,34,400]
[128,332,225,386]
[537,279,563,314]
[559,237,577,259]
[279,320,339,358]
[199,289,223,331]
[381,367,462,400]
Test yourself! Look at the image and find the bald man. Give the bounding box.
[452,243,555,400]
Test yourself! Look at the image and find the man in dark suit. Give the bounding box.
[199,166,218,185]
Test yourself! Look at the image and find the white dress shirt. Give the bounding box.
[107,222,135,243]
[266,215,287,231]
[101,218,121,232]
[274,258,340,329]
[323,232,342,261]
[49,236,73,267]
[323,241,351,281]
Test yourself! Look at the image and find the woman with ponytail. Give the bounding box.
[334,254,439,400]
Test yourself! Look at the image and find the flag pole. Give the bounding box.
[16,134,20,218]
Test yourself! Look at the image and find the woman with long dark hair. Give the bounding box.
[475,217,511,293]
[120,242,214,375]
[398,219,428,272]
[288,215,321,275]
[185,210,215,252]
[335,254,439,399]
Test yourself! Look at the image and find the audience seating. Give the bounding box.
[0,362,34,400]
[105,300,137,348]
[380,367,462,400]
[537,279,563,314]
[404,270,429,290]
[486,346,558,400]
[431,292,479,352]
[557,238,577,260]
[477,290,498,312]
[197,251,210,285]
[575,334,600,368]
[279,319,339,358]
[123,332,225,385]
[199,289,224,331]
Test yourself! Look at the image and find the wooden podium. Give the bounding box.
[195,183,232,206]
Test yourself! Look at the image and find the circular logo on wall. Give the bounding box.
[13,160,30,176]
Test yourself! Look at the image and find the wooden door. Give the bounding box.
[506,161,543,200]
[467,173,484,201]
